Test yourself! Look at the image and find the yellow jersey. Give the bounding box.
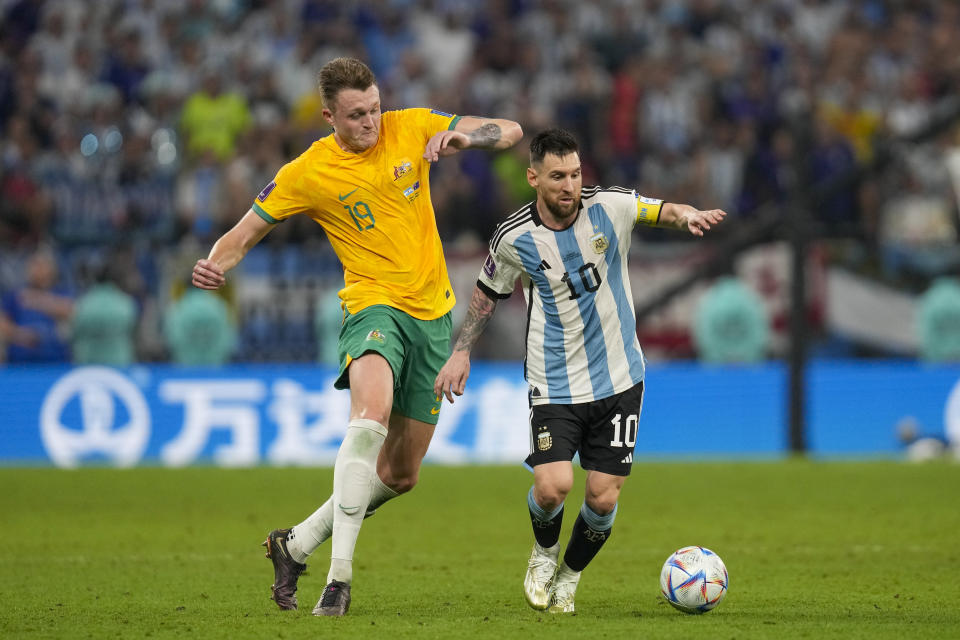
[251,108,461,320]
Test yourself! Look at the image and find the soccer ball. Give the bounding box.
[659,546,729,614]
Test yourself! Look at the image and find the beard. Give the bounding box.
[543,194,580,220]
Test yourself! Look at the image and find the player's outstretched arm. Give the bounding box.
[423,116,523,162]
[433,286,499,403]
[659,203,727,237]
[192,210,274,289]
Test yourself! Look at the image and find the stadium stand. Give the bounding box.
[0,0,958,363]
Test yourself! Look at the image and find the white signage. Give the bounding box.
[159,380,266,467]
[40,367,151,468]
[36,368,531,468]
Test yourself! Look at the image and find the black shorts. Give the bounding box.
[525,381,645,476]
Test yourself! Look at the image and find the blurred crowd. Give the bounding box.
[1,0,959,364]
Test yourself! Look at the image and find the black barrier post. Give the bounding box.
[787,204,808,454]
[786,115,813,455]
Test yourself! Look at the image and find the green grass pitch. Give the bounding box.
[2,461,959,639]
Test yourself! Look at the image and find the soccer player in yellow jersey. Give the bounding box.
[192,57,522,616]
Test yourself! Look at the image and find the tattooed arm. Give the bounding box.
[423,115,523,161]
[433,287,500,403]
[453,286,499,351]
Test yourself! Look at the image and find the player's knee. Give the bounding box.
[585,487,620,515]
[535,485,569,510]
[379,463,419,494]
[585,496,617,515]
[387,472,418,495]
[355,407,391,427]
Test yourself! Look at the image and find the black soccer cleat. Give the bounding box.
[312,580,351,617]
[262,528,307,610]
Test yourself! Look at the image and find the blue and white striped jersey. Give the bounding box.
[478,186,664,406]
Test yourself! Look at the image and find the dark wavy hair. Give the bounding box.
[529,128,580,166]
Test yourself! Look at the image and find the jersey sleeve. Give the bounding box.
[634,193,665,227]
[477,247,520,300]
[403,107,461,140]
[592,187,661,232]
[250,158,313,223]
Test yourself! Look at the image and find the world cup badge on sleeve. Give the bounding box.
[482,253,497,278]
[257,180,277,202]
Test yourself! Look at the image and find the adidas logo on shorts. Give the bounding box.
[621,452,633,464]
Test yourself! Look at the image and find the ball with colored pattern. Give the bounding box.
[659,546,729,614]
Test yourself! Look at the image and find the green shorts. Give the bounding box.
[334,304,452,425]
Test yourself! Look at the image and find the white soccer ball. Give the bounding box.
[659,545,729,614]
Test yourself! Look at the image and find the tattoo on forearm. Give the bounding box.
[454,289,498,351]
[467,123,502,148]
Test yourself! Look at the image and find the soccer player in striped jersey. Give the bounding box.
[192,57,522,617]
[434,128,726,613]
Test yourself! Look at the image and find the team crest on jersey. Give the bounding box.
[257,181,276,202]
[590,232,609,254]
[536,426,552,451]
[392,160,413,181]
[365,329,386,344]
[392,158,420,201]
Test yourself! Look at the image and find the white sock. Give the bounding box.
[327,418,387,584]
[287,475,400,564]
[287,499,332,564]
[367,473,400,513]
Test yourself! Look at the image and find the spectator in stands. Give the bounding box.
[0,115,52,244]
[737,126,795,217]
[0,248,73,363]
[175,149,225,242]
[180,65,251,161]
[809,114,859,229]
[101,24,149,105]
[0,0,957,363]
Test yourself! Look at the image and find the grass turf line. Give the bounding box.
[1,461,958,639]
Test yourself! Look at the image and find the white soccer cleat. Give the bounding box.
[547,562,581,613]
[524,542,560,610]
